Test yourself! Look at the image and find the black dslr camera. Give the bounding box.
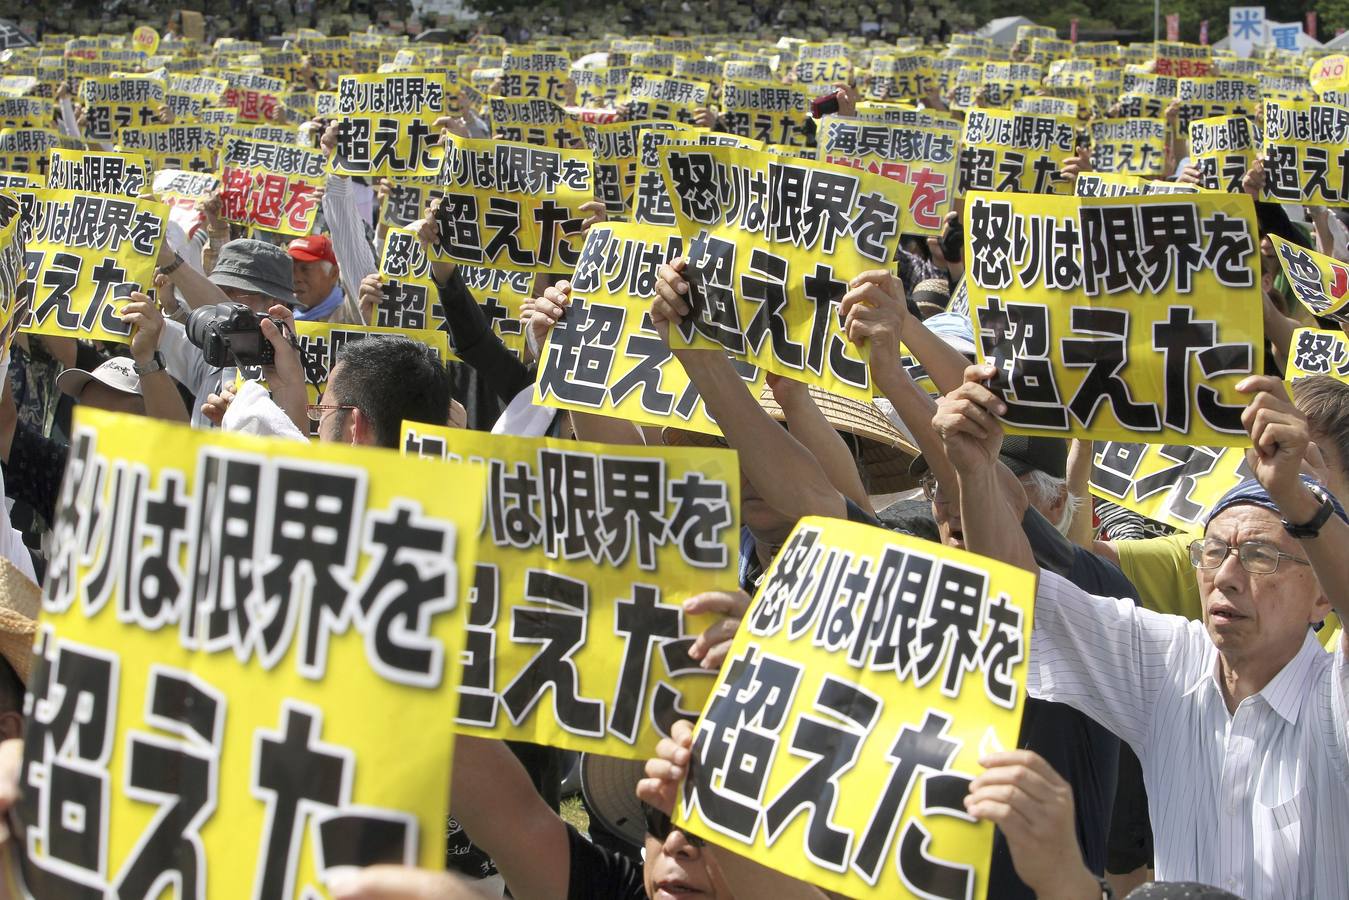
[186,303,285,368]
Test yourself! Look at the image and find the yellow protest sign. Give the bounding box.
[816,115,956,235]
[0,171,40,189]
[1088,118,1167,176]
[375,226,449,332]
[571,66,631,107]
[168,73,227,102]
[793,41,851,86]
[627,73,710,122]
[1175,76,1259,132]
[1075,172,1148,197]
[659,144,906,403]
[1262,99,1349,206]
[298,35,353,85]
[1189,115,1256,193]
[458,265,531,353]
[675,516,1034,899]
[1309,55,1349,95]
[219,135,324,237]
[1286,327,1349,384]
[13,407,482,896]
[219,71,286,122]
[402,423,739,757]
[963,190,1264,445]
[116,124,219,173]
[1013,96,1079,118]
[867,52,931,101]
[131,24,160,55]
[12,187,166,343]
[1090,441,1250,533]
[1154,41,1212,77]
[632,127,764,228]
[980,61,1043,107]
[534,221,764,434]
[0,97,53,128]
[499,49,570,102]
[431,134,592,274]
[486,96,583,148]
[47,147,150,197]
[331,73,448,178]
[77,76,166,142]
[379,176,443,228]
[1269,233,1349,323]
[721,80,813,147]
[957,108,1077,195]
[582,120,686,217]
[280,320,454,408]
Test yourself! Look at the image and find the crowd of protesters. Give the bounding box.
[0,16,1342,900]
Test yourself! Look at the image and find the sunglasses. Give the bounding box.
[642,804,705,848]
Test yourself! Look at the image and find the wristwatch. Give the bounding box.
[134,352,166,377]
[158,252,186,276]
[1283,482,1335,539]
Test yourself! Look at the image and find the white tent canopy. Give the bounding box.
[974,16,1035,48]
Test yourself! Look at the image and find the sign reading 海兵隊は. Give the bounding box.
[676,516,1035,899]
[659,144,907,403]
[219,135,325,236]
[12,408,485,897]
[963,190,1264,445]
[402,423,741,758]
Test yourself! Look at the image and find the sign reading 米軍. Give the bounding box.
[963,190,1264,445]
[46,148,150,198]
[116,124,219,173]
[534,222,766,435]
[76,76,165,142]
[331,73,448,178]
[431,134,592,274]
[1262,99,1349,206]
[12,407,484,898]
[675,516,1034,899]
[1269,233,1349,323]
[720,80,813,148]
[659,144,906,403]
[958,108,1077,196]
[219,135,325,237]
[815,115,956,236]
[1189,115,1257,193]
[1089,118,1167,176]
[1286,327,1349,384]
[1090,441,1251,533]
[402,423,740,758]
[11,186,166,344]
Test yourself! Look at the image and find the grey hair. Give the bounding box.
[1019,469,1085,537]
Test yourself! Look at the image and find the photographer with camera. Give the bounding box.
[157,239,305,428]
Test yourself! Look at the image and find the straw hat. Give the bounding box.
[0,558,39,685]
[578,753,649,849]
[664,382,920,495]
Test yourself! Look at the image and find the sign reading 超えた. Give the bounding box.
[676,517,1035,899]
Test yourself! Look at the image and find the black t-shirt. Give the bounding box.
[565,824,645,900]
[986,508,1140,898]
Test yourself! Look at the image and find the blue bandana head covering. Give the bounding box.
[1204,475,1348,531]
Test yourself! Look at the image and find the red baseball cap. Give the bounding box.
[287,234,338,266]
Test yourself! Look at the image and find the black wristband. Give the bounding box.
[1283,483,1335,539]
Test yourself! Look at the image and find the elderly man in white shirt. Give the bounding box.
[931,365,1349,900]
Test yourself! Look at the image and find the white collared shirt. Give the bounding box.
[1030,569,1349,900]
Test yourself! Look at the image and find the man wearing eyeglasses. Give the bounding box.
[935,366,1349,900]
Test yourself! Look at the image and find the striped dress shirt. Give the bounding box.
[1030,569,1349,900]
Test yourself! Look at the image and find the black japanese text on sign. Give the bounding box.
[963,190,1264,445]
[676,516,1035,899]
[658,144,907,403]
[402,424,740,758]
[331,73,448,178]
[15,409,485,897]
